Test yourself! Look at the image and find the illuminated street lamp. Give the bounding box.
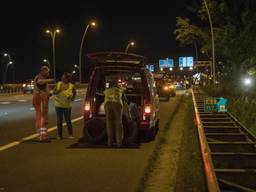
[244,77,252,87]
[79,21,97,83]
[2,53,14,84]
[45,28,61,81]
[43,58,48,63]
[180,67,183,71]
[3,60,13,84]
[42,58,50,66]
[3,53,11,61]
[125,41,135,53]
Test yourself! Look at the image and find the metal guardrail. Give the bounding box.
[192,88,220,192]
[192,87,256,192]
[0,88,23,94]
[0,83,88,95]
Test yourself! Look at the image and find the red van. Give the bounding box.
[83,52,160,144]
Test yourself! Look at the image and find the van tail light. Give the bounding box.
[144,104,152,115]
[164,86,169,91]
[84,102,91,112]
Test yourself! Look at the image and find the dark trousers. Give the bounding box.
[104,102,123,146]
[55,107,73,137]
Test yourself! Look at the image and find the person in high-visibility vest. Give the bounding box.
[32,66,54,142]
[54,72,76,140]
[104,80,125,147]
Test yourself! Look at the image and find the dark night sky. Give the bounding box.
[0,0,199,81]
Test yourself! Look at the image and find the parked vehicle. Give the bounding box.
[83,52,160,144]
[22,79,34,94]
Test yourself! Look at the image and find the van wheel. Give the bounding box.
[141,127,156,142]
[83,118,107,144]
[146,128,157,141]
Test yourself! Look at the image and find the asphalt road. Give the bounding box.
[0,91,184,192]
[0,90,85,146]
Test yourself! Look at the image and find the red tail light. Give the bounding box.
[84,102,91,112]
[164,86,169,91]
[144,104,152,114]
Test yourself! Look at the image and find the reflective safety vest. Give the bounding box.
[103,87,124,107]
[54,81,75,108]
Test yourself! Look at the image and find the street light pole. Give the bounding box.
[202,0,216,86]
[79,21,96,83]
[2,53,13,84]
[3,61,13,84]
[125,41,135,53]
[46,29,60,81]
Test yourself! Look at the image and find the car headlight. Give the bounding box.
[22,84,26,88]
[169,85,175,89]
[164,86,169,91]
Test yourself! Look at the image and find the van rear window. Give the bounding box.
[96,70,143,94]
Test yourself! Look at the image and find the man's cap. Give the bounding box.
[40,65,50,72]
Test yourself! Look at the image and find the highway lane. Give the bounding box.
[0,91,184,192]
[0,90,85,146]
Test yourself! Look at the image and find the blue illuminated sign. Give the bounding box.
[159,59,174,68]
[179,57,194,67]
[146,64,154,72]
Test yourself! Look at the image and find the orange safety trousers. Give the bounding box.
[32,91,49,141]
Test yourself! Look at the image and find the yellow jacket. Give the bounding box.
[103,87,125,107]
[54,81,75,108]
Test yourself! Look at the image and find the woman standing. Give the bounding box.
[54,72,76,139]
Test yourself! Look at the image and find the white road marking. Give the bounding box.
[74,98,83,102]
[18,100,27,102]
[29,107,35,111]
[0,112,8,117]
[0,116,83,152]
[0,102,11,105]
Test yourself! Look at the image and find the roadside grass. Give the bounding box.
[227,97,256,135]
[201,85,256,136]
[174,96,206,192]
[137,95,206,192]
[136,96,183,192]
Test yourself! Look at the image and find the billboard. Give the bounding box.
[146,64,155,72]
[179,57,194,67]
[159,59,174,68]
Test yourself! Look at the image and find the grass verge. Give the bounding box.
[174,96,206,191]
[136,96,183,192]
